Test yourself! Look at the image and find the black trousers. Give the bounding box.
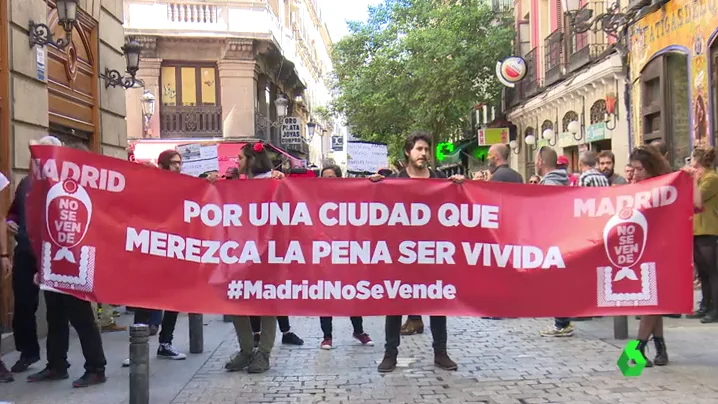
[694,235,718,314]
[385,315,447,356]
[44,291,106,373]
[133,309,178,345]
[250,316,290,333]
[11,250,40,359]
[407,315,422,321]
[320,317,363,338]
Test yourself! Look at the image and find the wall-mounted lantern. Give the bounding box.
[29,0,79,49]
[604,92,618,130]
[100,40,142,89]
[509,139,520,154]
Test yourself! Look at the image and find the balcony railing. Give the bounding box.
[167,3,218,24]
[492,0,513,13]
[544,30,564,86]
[520,47,540,98]
[567,1,609,72]
[160,105,223,138]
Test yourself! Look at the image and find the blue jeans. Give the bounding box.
[150,310,162,326]
[555,318,571,329]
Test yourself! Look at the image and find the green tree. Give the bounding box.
[331,0,514,161]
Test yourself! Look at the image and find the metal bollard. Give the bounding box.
[129,324,150,404]
[613,316,628,340]
[188,313,204,354]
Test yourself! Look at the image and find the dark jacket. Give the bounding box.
[7,176,33,254]
[390,168,446,179]
[490,164,524,183]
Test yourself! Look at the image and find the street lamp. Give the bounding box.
[100,40,142,89]
[275,95,289,119]
[28,0,79,49]
[306,120,317,142]
[509,139,520,154]
[140,90,156,138]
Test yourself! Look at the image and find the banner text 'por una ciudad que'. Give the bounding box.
[27,145,694,317]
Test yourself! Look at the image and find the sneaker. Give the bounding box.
[400,319,424,335]
[353,333,374,346]
[121,358,130,367]
[247,351,271,373]
[539,324,574,337]
[700,311,718,323]
[434,352,458,371]
[0,361,13,383]
[320,338,333,350]
[11,356,40,373]
[281,332,304,345]
[157,343,187,360]
[225,351,253,372]
[377,353,397,373]
[253,333,260,348]
[687,307,708,319]
[27,367,69,382]
[72,371,106,388]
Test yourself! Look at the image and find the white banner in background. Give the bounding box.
[346,141,388,173]
[177,143,220,177]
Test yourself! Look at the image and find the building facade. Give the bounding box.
[505,0,630,177]
[1,0,129,344]
[123,0,337,164]
[629,0,717,168]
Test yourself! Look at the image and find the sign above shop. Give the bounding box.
[478,128,509,146]
[586,122,611,143]
[281,117,302,145]
[331,135,344,151]
[495,57,527,88]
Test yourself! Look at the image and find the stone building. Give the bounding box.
[1,0,130,346]
[123,0,337,166]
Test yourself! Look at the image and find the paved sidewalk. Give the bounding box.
[2,314,718,404]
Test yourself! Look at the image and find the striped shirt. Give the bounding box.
[578,169,610,187]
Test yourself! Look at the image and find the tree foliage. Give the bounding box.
[331,0,514,160]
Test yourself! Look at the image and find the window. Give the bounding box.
[160,63,219,107]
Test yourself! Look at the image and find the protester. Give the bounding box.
[685,147,718,324]
[487,144,523,183]
[317,165,374,349]
[597,150,627,185]
[578,151,610,187]
[369,130,464,373]
[629,145,686,367]
[225,142,283,374]
[122,150,187,367]
[624,164,635,183]
[535,146,573,337]
[26,141,108,388]
[6,136,62,374]
[528,175,541,184]
[250,316,304,346]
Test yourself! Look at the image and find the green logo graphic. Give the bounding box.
[616,340,646,377]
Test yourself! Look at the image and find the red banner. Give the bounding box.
[27,146,694,317]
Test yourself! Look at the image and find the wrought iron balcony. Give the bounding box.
[567,1,610,72]
[544,30,564,86]
[160,105,223,138]
[492,0,513,13]
[520,47,540,98]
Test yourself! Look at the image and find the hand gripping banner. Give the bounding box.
[26,146,694,317]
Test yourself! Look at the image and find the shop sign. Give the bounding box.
[478,128,509,146]
[331,135,344,151]
[586,122,608,143]
[558,132,580,148]
[281,117,302,145]
[495,57,527,88]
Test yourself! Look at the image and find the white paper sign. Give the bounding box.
[177,143,219,177]
[281,117,303,145]
[346,141,388,173]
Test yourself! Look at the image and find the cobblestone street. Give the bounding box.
[2,314,718,404]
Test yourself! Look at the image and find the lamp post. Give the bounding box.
[29,0,79,49]
[101,40,142,89]
[306,120,317,143]
[140,90,155,138]
[275,94,289,119]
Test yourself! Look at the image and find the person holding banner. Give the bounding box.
[225,142,284,374]
[629,144,700,367]
[0,171,14,383]
[317,165,374,349]
[27,141,108,388]
[370,131,464,373]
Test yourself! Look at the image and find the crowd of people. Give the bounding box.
[0,131,711,388]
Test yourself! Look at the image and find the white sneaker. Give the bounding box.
[121,358,130,367]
